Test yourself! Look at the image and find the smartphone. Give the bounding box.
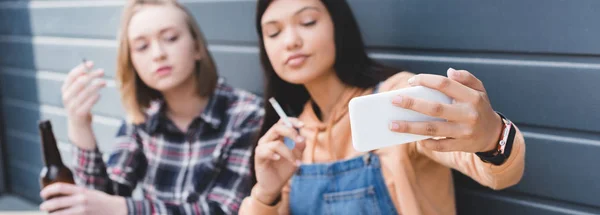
[348,86,452,152]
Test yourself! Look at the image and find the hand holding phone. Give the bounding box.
[349,86,452,152]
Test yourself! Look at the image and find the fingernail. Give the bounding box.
[273,154,280,160]
[408,77,416,85]
[295,160,302,166]
[392,96,403,104]
[296,121,304,127]
[448,68,461,78]
[389,122,400,130]
[296,136,305,142]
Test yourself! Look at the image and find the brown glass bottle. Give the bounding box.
[39,120,75,198]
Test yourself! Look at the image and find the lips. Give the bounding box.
[285,54,309,67]
[155,66,172,76]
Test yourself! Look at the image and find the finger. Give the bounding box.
[75,94,101,116]
[261,122,304,144]
[389,121,465,138]
[255,141,299,166]
[418,138,462,152]
[255,141,277,163]
[49,206,86,215]
[62,61,93,92]
[81,60,94,72]
[62,69,104,104]
[286,118,305,128]
[391,95,476,122]
[255,141,285,162]
[269,141,299,164]
[407,74,479,103]
[447,68,486,92]
[291,140,306,161]
[40,195,82,212]
[72,79,106,108]
[40,183,81,200]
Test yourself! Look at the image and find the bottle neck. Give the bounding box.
[39,121,64,167]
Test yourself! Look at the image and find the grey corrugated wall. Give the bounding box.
[0,0,599,214]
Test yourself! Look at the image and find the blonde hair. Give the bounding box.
[116,0,218,124]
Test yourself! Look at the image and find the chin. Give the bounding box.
[147,78,182,92]
[278,68,320,85]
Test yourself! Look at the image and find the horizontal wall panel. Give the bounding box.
[209,46,263,94]
[5,131,74,204]
[2,1,600,55]
[3,40,599,131]
[1,0,598,211]
[0,1,259,43]
[0,68,125,118]
[0,38,118,78]
[456,189,600,215]
[0,2,120,39]
[375,52,600,132]
[5,130,74,168]
[7,163,42,203]
[454,126,600,208]
[0,39,264,94]
[349,0,600,55]
[2,99,121,153]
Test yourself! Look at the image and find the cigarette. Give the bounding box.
[268,97,297,149]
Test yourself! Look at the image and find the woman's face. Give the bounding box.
[261,0,336,85]
[127,4,201,92]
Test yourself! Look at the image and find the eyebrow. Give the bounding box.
[261,6,321,26]
[131,26,177,41]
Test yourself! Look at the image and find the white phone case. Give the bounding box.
[349,86,453,152]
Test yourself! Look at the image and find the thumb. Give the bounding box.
[292,141,306,160]
[447,68,486,92]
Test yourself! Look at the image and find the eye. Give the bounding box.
[268,31,281,38]
[165,35,179,42]
[264,25,281,38]
[302,20,316,26]
[135,43,148,52]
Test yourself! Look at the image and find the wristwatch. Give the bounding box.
[475,112,516,165]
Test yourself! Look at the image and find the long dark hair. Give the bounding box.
[256,0,400,136]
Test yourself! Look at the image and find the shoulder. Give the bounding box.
[114,119,144,143]
[215,81,265,129]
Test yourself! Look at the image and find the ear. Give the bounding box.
[194,50,202,61]
[194,42,203,61]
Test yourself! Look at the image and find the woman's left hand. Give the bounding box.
[389,68,503,153]
[39,183,127,215]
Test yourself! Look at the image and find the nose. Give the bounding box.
[282,27,302,51]
[150,40,167,62]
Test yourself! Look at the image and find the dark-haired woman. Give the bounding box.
[240,0,526,214]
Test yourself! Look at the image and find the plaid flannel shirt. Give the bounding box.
[73,79,263,214]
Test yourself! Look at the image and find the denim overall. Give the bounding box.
[288,83,396,215]
[288,152,398,215]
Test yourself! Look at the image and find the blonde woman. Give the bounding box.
[39,0,262,214]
